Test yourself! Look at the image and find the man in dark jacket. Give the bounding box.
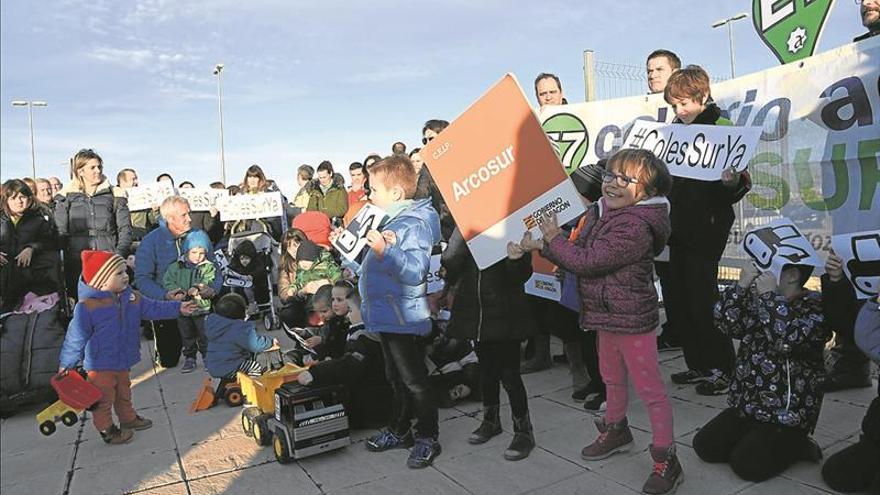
[855,0,880,41]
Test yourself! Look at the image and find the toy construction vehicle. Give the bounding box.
[37,371,102,436]
[238,352,307,447]
[269,383,350,462]
[190,377,244,413]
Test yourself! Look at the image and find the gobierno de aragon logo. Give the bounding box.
[523,197,571,230]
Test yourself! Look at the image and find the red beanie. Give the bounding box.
[81,250,126,289]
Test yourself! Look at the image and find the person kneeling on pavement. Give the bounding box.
[695,262,829,481]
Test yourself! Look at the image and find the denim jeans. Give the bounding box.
[380,332,438,439]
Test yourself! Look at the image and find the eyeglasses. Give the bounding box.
[601,170,641,187]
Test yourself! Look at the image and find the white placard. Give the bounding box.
[125,182,176,211]
[332,203,388,265]
[217,192,283,221]
[178,188,228,211]
[742,217,822,280]
[621,120,762,181]
[427,254,444,294]
[524,272,561,301]
[831,230,880,299]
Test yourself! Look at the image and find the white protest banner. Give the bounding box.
[218,192,283,221]
[422,74,586,270]
[125,182,176,211]
[831,230,880,299]
[742,217,822,280]
[540,37,880,267]
[621,120,762,181]
[332,203,388,265]
[524,253,561,301]
[178,187,228,211]
[427,254,444,294]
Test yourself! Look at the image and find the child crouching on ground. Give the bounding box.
[59,250,197,445]
[523,149,680,494]
[297,280,391,428]
[162,229,216,373]
[339,155,441,469]
[695,262,830,482]
[205,293,278,380]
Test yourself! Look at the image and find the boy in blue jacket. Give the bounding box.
[59,250,196,445]
[205,293,278,380]
[342,155,441,468]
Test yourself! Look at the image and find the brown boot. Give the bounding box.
[642,444,683,495]
[120,415,153,431]
[100,425,134,445]
[581,417,634,460]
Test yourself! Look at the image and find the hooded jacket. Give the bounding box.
[135,220,223,300]
[542,196,671,334]
[359,198,441,336]
[162,231,217,311]
[204,313,273,377]
[54,179,132,258]
[290,249,341,294]
[306,180,349,220]
[442,226,537,342]
[668,104,751,260]
[715,285,829,431]
[59,280,181,371]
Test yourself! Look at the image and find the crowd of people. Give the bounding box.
[2,8,880,493]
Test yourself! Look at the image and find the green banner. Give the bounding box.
[752,0,835,64]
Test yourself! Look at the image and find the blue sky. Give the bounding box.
[0,0,865,197]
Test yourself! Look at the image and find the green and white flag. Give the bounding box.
[753,0,835,64]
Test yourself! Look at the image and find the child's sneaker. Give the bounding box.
[581,417,634,460]
[695,370,730,396]
[670,369,710,385]
[100,425,134,445]
[407,437,441,468]
[583,393,607,412]
[365,428,414,452]
[181,357,197,373]
[643,444,684,494]
[120,416,153,431]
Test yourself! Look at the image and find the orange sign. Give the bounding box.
[423,74,585,269]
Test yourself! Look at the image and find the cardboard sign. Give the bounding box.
[331,203,389,265]
[178,187,228,211]
[524,253,561,301]
[742,218,822,280]
[125,182,176,211]
[422,74,586,270]
[217,192,283,221]
[831,230,880,299]
[427,254,444,294]
[621,120,762,181]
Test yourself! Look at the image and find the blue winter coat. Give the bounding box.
[359,198,441,336]
[59,281,181,371]
[135,223,222,300]
[855,300,880,363]
[204,314,273,378]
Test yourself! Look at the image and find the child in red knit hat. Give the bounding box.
[59,250,197,445]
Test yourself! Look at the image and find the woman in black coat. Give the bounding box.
[442,226,537,461]
[54,149,132,299]
[1,179,61,312]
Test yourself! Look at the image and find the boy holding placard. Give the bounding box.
[351,155,443,469]
[663,65,752,396]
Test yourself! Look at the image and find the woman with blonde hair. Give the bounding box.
[54,148,131,299]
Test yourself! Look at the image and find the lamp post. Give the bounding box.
[213,63,227,184]
[711,13,749,79]
[10,100,48,179]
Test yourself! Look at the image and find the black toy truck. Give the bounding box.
[268,383,350,462]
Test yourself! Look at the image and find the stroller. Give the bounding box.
[216,228,282,331]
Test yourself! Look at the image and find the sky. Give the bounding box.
[0,0,866,197]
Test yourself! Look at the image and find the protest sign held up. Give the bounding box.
[217,191,283,221]
[742,218,822,280]
[332,203,389,265]
[178,187,229,211]
[125,182,176,211]
[621,121,762,181]
[422,73,585,270]
[831,230,880,300]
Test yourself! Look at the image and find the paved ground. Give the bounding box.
[1,330,875,495]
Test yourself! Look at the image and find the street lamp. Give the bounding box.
[712,12,749,79]
[213,63,227,184]
[10,100,48,179]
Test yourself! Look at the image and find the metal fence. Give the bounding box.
[585,53,727,101]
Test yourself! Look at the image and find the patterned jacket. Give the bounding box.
[714,285,830,431]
